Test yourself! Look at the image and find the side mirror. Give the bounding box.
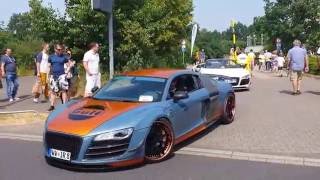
[173,91,189,102]
[91,86,100,94]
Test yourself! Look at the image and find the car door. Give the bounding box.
[167,74,208,138]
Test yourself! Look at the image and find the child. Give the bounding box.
[276,53,286,77]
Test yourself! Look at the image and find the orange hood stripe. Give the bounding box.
[48,99,142,136]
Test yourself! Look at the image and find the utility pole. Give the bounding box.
[91,0,114,79]
[231,20,237,49]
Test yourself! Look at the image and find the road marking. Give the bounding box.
[1,133,320,167]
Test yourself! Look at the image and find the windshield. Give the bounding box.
[93,76,167,102]
[205,60,241,69]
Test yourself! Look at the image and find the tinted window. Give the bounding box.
[93,76,166,102]
[168,75,198,98]
[205,60,241,69]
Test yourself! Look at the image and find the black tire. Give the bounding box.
[221,93,236,124]
[145,119,174,163]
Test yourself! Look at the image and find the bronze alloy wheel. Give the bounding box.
[222,94,236,124]
[145,120,174,163]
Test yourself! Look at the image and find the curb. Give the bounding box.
[177,147,320,167]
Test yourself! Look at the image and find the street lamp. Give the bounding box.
[91,0,114,79]
[181,40,186,65]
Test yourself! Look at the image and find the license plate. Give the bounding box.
[49,148,71,161]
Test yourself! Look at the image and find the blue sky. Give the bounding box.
[0,0,265,31]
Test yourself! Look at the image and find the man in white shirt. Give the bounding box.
[83,42,101,97]
[264,50,272,71]
[34,43,50,103]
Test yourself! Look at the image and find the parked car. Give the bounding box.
[194,59,251,90]
[44,69,235,170]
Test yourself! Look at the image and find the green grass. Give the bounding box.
[309,56,320,75]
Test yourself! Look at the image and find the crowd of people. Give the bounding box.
[230,39,310,95]
[0,42,101,111]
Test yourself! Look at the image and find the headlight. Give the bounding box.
[94,128,133,141]
[243,75,250,79]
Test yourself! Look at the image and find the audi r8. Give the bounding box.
[194,59,251,90]
[44,69,235,170]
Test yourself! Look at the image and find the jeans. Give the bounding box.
[6,74,19,99]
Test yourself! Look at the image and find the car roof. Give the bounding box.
[121,69,184,79]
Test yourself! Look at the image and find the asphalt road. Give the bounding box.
[0,139,319,180]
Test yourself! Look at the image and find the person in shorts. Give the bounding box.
[288,40,309,95]
[83,42,101,97]
[276,53,286,77]
[47,44,71,111]
[34,43,50,103]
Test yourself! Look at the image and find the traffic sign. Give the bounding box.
[91,0,113,14]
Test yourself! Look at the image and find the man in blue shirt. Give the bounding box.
[1,48,20,102]
[288,40,309,95]
[48,44,71,111]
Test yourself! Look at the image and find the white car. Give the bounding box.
[193,59,251,90]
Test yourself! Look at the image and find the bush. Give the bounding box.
[309,56,320,75]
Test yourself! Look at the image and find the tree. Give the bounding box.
[7,13,32,39]
[250,0,320,51]
[114,0,193,70]
[28,0,66,42]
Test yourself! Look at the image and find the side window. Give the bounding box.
[168,75,198,99]
[193,75,203,90]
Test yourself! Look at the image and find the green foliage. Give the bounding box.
[7,13,32,39]
[309,56,320,75]
[250,0,320,51]
[28,0,65,42]
[114,0,193,70]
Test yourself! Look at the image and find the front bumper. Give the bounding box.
[44,128,149,170]
[232,78,251,90]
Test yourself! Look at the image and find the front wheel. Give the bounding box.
[221,93,236,124]
[145,119,174,163]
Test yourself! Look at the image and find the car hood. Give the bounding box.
[200,68,249,77]
[47,98,143,136]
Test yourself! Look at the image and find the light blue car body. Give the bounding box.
[44,70,234,167]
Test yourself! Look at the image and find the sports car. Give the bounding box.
[194,59,251,90]
[44,69,235,170]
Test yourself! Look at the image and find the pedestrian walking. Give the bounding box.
[0,48,19,102]
[33,43,50,103]
[248,49,256,73]
[65,49,79,99]
[288,40,309,95]
[264,50,272,71]
[47,44,71,111]
[83,42,101,97]
[258,51,266,71]
[276,53,285,77]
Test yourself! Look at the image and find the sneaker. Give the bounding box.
[297,90,302,95]
[9,98,14,102]
[14,97,20,101]
[33,98,39,103]
[48,106,55,112]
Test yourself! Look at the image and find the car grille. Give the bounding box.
[240,79,250,85]
[231,77,240,86]
[45,132,82,160]
[85,138,131,160]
